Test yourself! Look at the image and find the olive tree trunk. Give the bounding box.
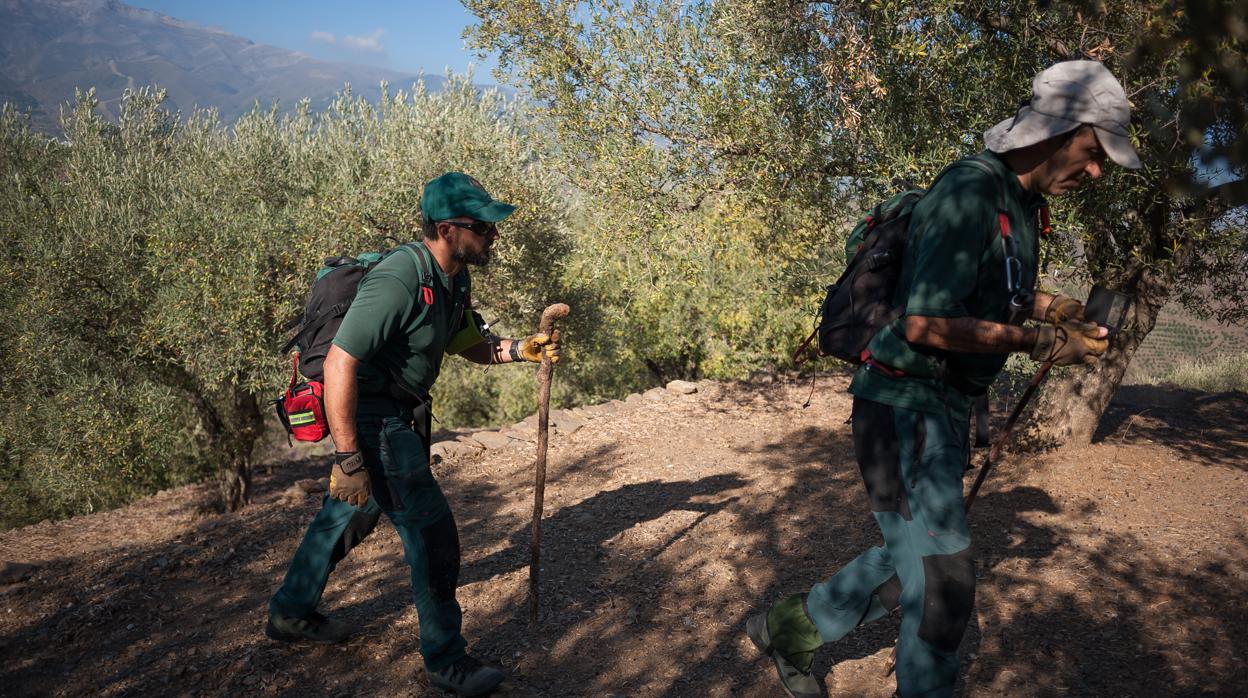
[215,392,265,512]
[1024,200,1187,448]
[179,371,265,512]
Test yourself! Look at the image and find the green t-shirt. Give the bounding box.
[332,243,485,397]
[850,151,1045,415]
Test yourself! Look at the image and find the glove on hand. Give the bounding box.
[1044,295,1086,324]
[329,451,370,507]
[1031,321,1109,367]
[517,329,561,364]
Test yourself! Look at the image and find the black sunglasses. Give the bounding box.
[442,219,497,237]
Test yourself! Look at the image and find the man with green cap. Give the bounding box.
[746,60,1140,697]
[266,172,560,696]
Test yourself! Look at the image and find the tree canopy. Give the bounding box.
[465,0,1247,442]
[2,0,1244,526]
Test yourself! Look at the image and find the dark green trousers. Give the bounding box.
[806,397,974,698]
[269,403,465,671]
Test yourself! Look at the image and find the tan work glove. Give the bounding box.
[1043,294,1086,324]
[329,451,370,507]
[1031,322,1109,366]
[516,329,561,364]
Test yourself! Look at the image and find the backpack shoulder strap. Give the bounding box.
[398,242,433,280]
[932,156,1012,238]
[450,269,470,332]
[371,243,440,402]
[397,242,438,306]
[944,156,1008,211]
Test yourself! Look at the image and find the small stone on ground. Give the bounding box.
[665,380,698,395]
[472,431,518,450]
[0,561,37,584]
[295,478,325,494]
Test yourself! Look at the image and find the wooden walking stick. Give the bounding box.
[529,303,569,627]
[963,360,1055,511]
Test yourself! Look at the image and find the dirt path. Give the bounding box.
[2,377,1246,697]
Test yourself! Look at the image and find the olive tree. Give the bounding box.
[811,0,1248,445]
[465,0,1246,444]
[0,76,582,524]
[464,0,865,384]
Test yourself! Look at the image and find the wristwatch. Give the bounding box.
[509,341,522,363]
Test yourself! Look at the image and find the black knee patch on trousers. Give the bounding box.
[328,508,381,573]
[874,574,902,613]
[420,513,461,604]
[918,548,975,653]
[852,398,912,520]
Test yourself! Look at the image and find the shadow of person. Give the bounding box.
[459,473,749,587]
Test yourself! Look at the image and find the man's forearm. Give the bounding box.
[458,337,519,365]
[904,315,1038,354]
[323,345,361,452]
[1031,291,1056,323]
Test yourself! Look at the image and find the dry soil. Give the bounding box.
[2,376,1245,697]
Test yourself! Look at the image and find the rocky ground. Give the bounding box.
[2,375,1246,697]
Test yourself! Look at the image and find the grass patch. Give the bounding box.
[1133,352,1248,393]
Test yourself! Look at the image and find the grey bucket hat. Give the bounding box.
[985,60,1141,169]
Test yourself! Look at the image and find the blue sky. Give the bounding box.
[127,0,498,78]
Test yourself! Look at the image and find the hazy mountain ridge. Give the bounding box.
[0,0,448,133]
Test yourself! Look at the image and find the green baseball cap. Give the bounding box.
[420,172,516,223]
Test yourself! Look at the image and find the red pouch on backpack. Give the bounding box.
[274,355,330,443]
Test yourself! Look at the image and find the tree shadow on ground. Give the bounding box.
[0,452,521,698]
[452,421,1130,698]
[3,395,1245,697]
[0,438,752,697]
[1093,385,1248,470]
[441,420,874,697]
[966,482,1248,696]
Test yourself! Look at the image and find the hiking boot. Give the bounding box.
[427,655,505,696]
[264,611,351,644]
[746,612,822,698]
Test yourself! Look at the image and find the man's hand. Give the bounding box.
[1043,294,1086,324]
[517,329,561,364]
[1031,321,1109,366]
[329,451,370,507]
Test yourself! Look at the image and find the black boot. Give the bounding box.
[427,655,505,696]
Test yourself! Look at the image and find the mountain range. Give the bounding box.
[0,0,448,134]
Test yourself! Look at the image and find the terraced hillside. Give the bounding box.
[1125,303,1246,383]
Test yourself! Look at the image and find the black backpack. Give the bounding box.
[280,242,435,380]
[798,158,1003,366]
[273,242,440,443]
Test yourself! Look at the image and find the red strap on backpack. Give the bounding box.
[861,349,906,378]
[793,328,819,365]
[997,212,1011,238]
[285,352,300,393]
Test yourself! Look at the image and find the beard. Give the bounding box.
[452,242,492,267]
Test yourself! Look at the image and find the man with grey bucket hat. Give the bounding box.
[746,61,1140,698]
